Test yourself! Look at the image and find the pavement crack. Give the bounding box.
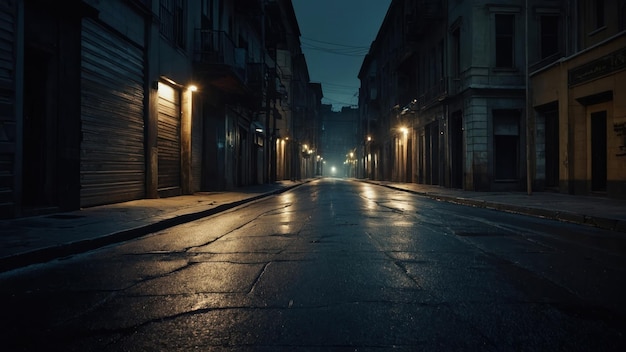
[248,261,271,294]
[393,260,423,289]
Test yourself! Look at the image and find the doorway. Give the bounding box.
[22,48,57,209]
[450,111,463,189]
[544,109,559,188]
[590,111,607,192]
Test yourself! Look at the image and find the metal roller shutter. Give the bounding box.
[80,18,145,207]
[157,82,181,194]
[0,1,15,215]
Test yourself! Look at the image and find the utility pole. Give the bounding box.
[525,0,533,195]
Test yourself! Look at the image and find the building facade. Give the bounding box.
[531,0,626,198]
[359,0,626,199]
[0,0,320,219]
[320,105,359,178]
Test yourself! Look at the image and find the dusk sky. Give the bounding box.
[291,0,392,111]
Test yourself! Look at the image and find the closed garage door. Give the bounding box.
[157,82,181,196]
[80,18,145,207]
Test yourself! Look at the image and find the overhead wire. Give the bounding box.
[299,37,368,109]
[300,36,370,57]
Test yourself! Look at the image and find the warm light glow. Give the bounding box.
[400,127,408,136]
[158,82,176,101]
[367,136,372,142]
[189,85,198,92]
[349,152,354,158]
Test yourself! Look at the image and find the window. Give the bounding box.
[201,0,213,28]
[493,110,519,180]
[540,15,559,59]
[451,27,461,78]
[438,40,444,82]
[594,0,605,29]
[495,14,515,68]
[160,0,186,49]
[621,2,626,31]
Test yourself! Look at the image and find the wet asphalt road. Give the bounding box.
[1,178,626,351]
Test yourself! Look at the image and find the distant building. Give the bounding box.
[320,105,359,177]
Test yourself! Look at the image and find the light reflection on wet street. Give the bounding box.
[1,178,625,351]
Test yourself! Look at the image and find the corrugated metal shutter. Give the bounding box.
[80,18,145,207]
[157,82,181,194]
[191,106,202,192]
[0,1,16,216]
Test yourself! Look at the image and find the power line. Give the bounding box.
[319,81,359,89]
[300,37,370,57]
[301,44,369,57]
[301,36,369,49]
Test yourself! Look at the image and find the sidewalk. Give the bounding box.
[364,180,626,233]
[1,178,625,273]
[0,181,304,273]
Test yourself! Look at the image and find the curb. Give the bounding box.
[368,181,626,233]
[0,184,301,273]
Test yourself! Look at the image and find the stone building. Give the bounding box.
[359,0,626,198]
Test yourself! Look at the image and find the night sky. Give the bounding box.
[291,0,392,111]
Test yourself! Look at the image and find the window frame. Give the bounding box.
[540,14,560,59]
[494,13,515,69]
[159,0,187,49]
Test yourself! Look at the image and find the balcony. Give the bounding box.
[416,78,448,109]
[193,29,248,96]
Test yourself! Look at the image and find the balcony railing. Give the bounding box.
[416,78,447,109]
[194,29,247,82]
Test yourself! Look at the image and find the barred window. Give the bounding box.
[160,0,186,49]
